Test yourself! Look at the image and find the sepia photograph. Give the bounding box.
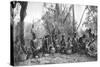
[10,1,97,66]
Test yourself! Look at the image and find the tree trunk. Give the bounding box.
[19,2,28,54]
[55,4,60,21]
[72,5,75,33]
[62,5,72,24]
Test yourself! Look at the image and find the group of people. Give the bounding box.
[28,28,97,59]
[29,29,74,58]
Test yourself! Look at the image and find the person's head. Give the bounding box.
[32,32,36,39]
[67,37,70,41]
[82,34,86,38]
[86,29,91,34]
[32,24,34,28]
[74,33,76,37]
[88,29,91,33]
[62,35,65,38]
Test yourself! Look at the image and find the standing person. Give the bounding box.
[65,37,73,54]
[60,34,66,53]
[42,35,49,53]
[55,38,60,53]
[71,33,78,53]
[28,25,37,58]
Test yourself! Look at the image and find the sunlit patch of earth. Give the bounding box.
[16,53,97,66]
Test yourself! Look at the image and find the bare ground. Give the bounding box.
[15,53,97,66]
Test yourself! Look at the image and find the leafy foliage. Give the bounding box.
[81,6,97,56]
[83,6,97,36]
[42,3,75,40]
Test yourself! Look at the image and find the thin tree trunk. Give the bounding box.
[62,5,72,24]
[55,4,60,22]
[72,5,75,33]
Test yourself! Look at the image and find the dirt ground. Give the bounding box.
[15,53,97,66]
